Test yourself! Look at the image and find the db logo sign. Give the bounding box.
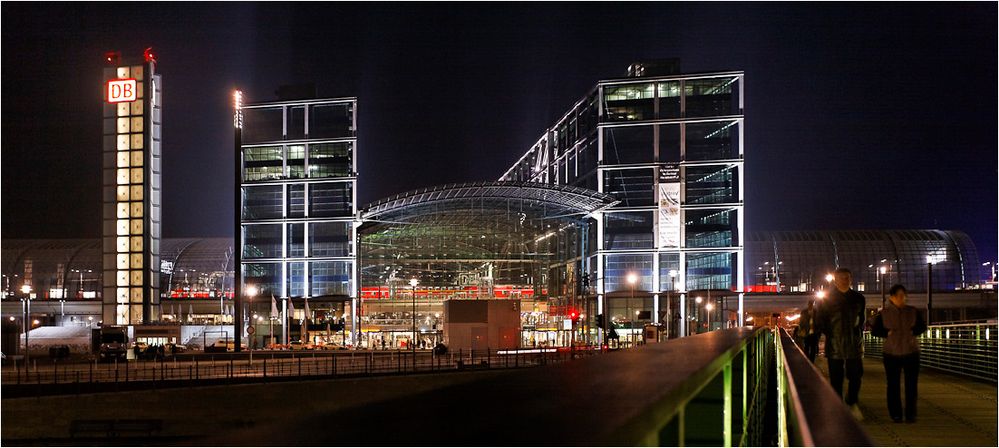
[107,79,137,103]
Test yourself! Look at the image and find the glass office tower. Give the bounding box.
[239,96,358,346]
[501,61,745,340]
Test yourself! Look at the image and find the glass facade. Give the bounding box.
[240,97,357,346]
[500,66,746,338]
[745,230,982,293]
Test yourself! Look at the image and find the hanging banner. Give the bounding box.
[658,164,681,248]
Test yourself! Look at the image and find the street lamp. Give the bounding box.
[410,278,419,355]
[667,269,678,339]
[694,296,702,333]
[626,273,638,347]
[879,265,888,308]
[21,284,31,365]
[825,273,834,283]
[705,303,714,330]
[245,285,258,356]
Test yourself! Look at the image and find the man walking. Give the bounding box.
[797,299,819,362]
[816,267,867,420]
[872,284,926,423]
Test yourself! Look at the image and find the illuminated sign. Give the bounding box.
[107,79,137,103]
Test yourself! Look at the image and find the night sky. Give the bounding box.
[2,3,996,264]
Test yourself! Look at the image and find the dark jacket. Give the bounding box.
[816,288,867,359]
[872,302,926,356]
[796,306,817,339]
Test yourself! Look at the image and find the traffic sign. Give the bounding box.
[246,326,255,335]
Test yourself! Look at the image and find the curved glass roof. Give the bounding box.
[363,181,619,221]
[359,182,616,301]
[745,230,981,292]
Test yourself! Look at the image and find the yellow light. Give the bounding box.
[825,274,834,282]
[245,285,258,297]
[879,266,887,275]
[815,290,826,299]
[20,285,31,295]
[626,273,638,285]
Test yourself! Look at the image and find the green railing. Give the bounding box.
[864,323,998,383]
[777,328,873,447]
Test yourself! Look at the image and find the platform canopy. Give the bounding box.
[359,182,618,300]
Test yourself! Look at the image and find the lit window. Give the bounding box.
[130,117,143,133]
[116,236,129,252]
[130,270,143,286]
[130,202,143,218]
[116,305,128,325]
[130,186,143,201]
[117,117,130,133]
[130,253,143,269]
[131,65,143,81]
[117,135,130,150]
[116,186,129,201]
[116,67,130,79]
[117,168,129,185]
[136,82,144,99]
[131,287,143,301]
[117,152,130,168]
[130,219,143,235]
[117,254,129,269]
[130,236,143,252]
[117,271,129,287]
[117,103,130,117]
[116,288,129,303]
[130,168,143,184]
[116,203,130,219]
[116,219,129,236]
[130,305,143,323]
[129,101,143,117]
[131,134,143,149]
[130,151,143,167]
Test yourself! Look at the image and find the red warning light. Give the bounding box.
[104,51,121,65]
[569,308,579,322]
[143,47,156,63]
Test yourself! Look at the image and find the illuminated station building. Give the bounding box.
[2,57,994,352]
[237,92,359,347]
[498,60,746,344]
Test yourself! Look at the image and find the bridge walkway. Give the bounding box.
[814,356,997,447]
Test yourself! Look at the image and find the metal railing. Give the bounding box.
[864,323,998,382]
[213,328,778,446]
[777,328,873,447]
[1,348,596,397]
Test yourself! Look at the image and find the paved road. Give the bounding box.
[815,356,997,447]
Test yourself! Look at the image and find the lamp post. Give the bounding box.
[879,266,888,308]
[245,285,258,358]
[21,284,31,365]
[668,269,678,340]
[694,296,703,333]
[233,89,244,353]
[410,278,419,355]
[626,273,638,347]
[705,303,714,331]
[926,257,934,325]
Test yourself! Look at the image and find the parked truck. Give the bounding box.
[97,326,128,361]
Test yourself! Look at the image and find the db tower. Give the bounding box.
[100,49,162,326]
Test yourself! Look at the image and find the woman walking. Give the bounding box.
[872,284,927,423]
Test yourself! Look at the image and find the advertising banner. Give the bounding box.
[658,164,681,248]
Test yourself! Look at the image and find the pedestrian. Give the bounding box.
[796,299,819,362]
[872,284,926,423]
[815,267,867,420]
